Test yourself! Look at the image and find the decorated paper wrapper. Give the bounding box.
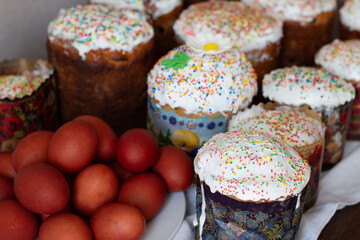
[195,178,308,240]
[347,82,360,140]
[319,100,353,170]
[0,59,58,151]
[147,97,228,157]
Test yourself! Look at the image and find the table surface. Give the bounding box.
[318,203,360,239]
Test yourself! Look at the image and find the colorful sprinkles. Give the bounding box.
[47,4,154,60]
[147,44,257,116]
[315,39,360,82]
[0,75,46,100]
[194,131,310,202]
[228,105,324,147]
[262,66,355,109]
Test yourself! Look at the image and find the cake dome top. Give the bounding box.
[147,39,257,117]
[90,0,183,19]
[340,0,360,31]
[315,39,360,82]
[173,1,282,52]
[242,0,336,23]
[194,130,311,202]
[47,4,154,60]
[228,104,324,148]
[262,66,355,109]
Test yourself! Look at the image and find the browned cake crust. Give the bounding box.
[279,11,335,67]
[340,23,360,40]
[47,37,154,136]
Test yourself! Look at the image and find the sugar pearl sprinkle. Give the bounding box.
[228,105,324,148]
[0,75,45,100]
[173,1,283,52]
[242,0,336,23]
[315,39,360,82]
[147,45,257,116]
[262,66,355,109]
[194,131,310,202]
[47,4,154,60]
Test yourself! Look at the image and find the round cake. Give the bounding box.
[0,59,57,151]
[47,4,154,136]
[194,130,310,239]
[173,1,283,102]
[147,35,257,156]
[228,103,325,210]
[339,0,360,40]
[315,39,360,139]
[89,0,184,61]
[242,0,336,67]
[262,66,355,169]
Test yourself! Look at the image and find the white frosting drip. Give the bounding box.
[173,1,283,53]
[242,0,336,23]
[262,66,355,109]
[194,131,311,202]
[47,5,154,60]
[147,45,257,116]
[228,104,324,147]
[90,0,182,19]
[340,0,360,31]
[315,39,360,82]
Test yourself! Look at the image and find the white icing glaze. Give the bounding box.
[262,66,355,109]
[90,0,182,19]
[340,0,360,31]
[315,39,360,82]
[173,1,283,53]
[242,0,336,23]
[194,131,311,202]
[228,104,324,147]
[47,4,154,60]
[147,44,257,116]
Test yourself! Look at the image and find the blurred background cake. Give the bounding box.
[0,59,57,151]
[242,0,337,67]
[173,1,283,102]
[262,66,355,169]
[228,103,325,210]
[89,0,184,62]
[339,0,360,40]
[147,33,257,156]
[194,130,310,239]
[315,39,360,139]
[47,4,154,136]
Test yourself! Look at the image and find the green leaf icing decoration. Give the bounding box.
[160,52,191,70]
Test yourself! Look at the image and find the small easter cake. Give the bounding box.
[147,34,257,156]
[194,130,310,239]
[173,1,282,102]
[228,103,325,210]
[262,66,355,169]
[47,4,154,135]
[315,39,360,139]
[243,0,336,67]
[0,59,57,151]
[339,0,360,40]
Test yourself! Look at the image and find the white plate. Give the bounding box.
[142,191,186,240]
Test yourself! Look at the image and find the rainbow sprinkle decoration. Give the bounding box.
[0,75,45,100]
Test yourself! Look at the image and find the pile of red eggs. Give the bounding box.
[0,115,194,240]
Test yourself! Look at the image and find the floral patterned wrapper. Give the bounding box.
[348,82,360,140]
[0,59,58,151]
[195,179,308,240]
[320,100,353,170]
[147,97,228,157]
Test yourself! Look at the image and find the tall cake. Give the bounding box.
[147,34,257,156]
[47,4,154,136]
[262,66,355,169]
[228,103,325,210]
[194,130,310,239]
[243,0,336,67]
[339,0,360,40]
[173,1,283,102]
